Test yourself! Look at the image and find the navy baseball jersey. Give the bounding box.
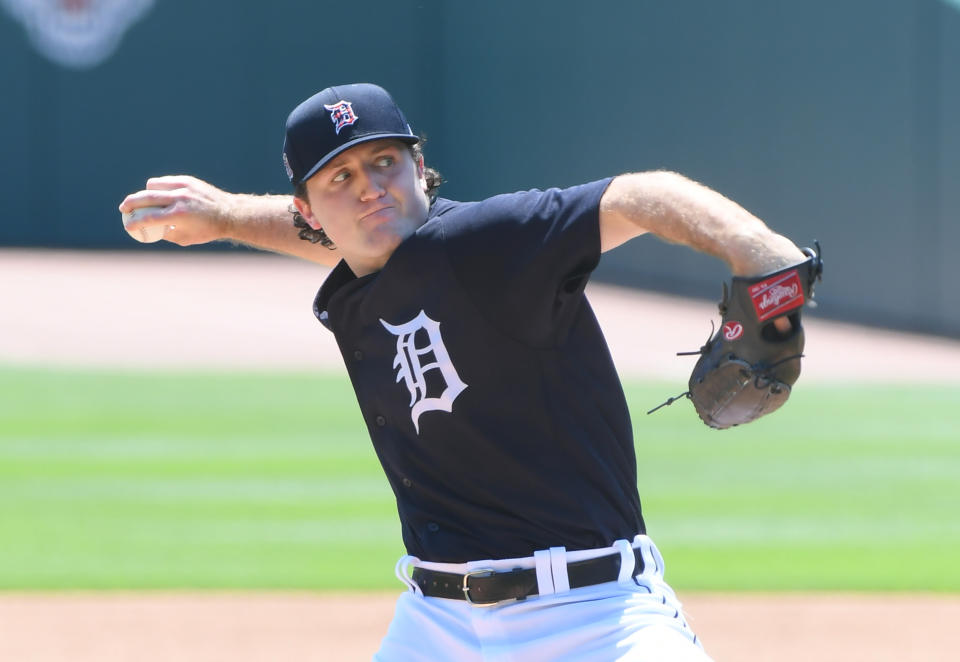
[313,178,646,562]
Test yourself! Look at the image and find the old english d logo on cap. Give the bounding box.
[283,83,419,187]
[323,101,359,134]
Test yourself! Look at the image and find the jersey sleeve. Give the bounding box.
[438,178,613,345]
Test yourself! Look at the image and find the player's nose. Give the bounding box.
[357,167,387,201]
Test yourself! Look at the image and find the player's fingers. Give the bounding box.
[117,190,181,213]
[772,315,792,334]
[145,175,199,190]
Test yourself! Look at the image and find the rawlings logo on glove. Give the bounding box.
[649,242,824,429]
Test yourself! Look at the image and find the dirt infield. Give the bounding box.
[2,249,959,661]
[1,592,959,662]
[4,249,960,381]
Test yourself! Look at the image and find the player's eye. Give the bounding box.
[374,155,395,168]
[332,170,350,183]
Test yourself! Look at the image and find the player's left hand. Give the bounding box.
[650,242,824,429]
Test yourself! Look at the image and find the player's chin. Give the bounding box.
[371,218,419,244]
[362,228,406,256]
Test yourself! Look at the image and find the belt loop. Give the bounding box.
[394,554,423,596]
[635,535,660,578]
[612,539,635,582]
[649,537,666,576]
[534,549,555,596]
[549,546,570,593]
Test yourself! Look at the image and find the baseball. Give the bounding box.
[121,206,173,243]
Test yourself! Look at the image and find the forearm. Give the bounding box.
[119,176,340,267]
[220,194,339,266]
[600,171,805,276]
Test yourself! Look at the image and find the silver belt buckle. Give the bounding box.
[462,568,498,606]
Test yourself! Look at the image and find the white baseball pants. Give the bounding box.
[373,535,712,662]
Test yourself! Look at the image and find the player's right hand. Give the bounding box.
[118,175,234,246]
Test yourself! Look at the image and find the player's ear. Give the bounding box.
[293,196,323,231]
[415,154,428,194]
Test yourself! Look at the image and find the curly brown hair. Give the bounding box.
[290,141,442,248]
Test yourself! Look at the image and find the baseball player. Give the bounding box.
[120,83,809,661]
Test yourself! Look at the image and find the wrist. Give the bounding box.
[217,192,244,240]
[729,232,806,276]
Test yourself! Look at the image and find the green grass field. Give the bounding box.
[1,366,957,592]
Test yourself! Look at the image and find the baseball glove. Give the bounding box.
[650,242,824,429]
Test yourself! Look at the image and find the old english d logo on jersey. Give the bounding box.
[380,310,467,434]
[323,100,359,135]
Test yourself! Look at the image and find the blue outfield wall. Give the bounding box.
[0,0,957,336]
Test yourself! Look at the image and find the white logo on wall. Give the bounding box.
[1,0,155,70]
[380,310,467,434]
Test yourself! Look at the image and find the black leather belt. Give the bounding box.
[411,547,644,606]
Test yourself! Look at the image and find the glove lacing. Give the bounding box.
[646,322,714,415]
[646,320,804,415]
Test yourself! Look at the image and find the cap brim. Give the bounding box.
[298,133,419,186]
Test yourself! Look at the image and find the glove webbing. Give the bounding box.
[646,335,804,415]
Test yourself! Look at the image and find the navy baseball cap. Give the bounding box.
[282,83,419,187]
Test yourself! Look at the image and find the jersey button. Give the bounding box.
[353,350,363,361]
[375,415,386,427]
[402,478,412,488]
[426,522,440,533]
